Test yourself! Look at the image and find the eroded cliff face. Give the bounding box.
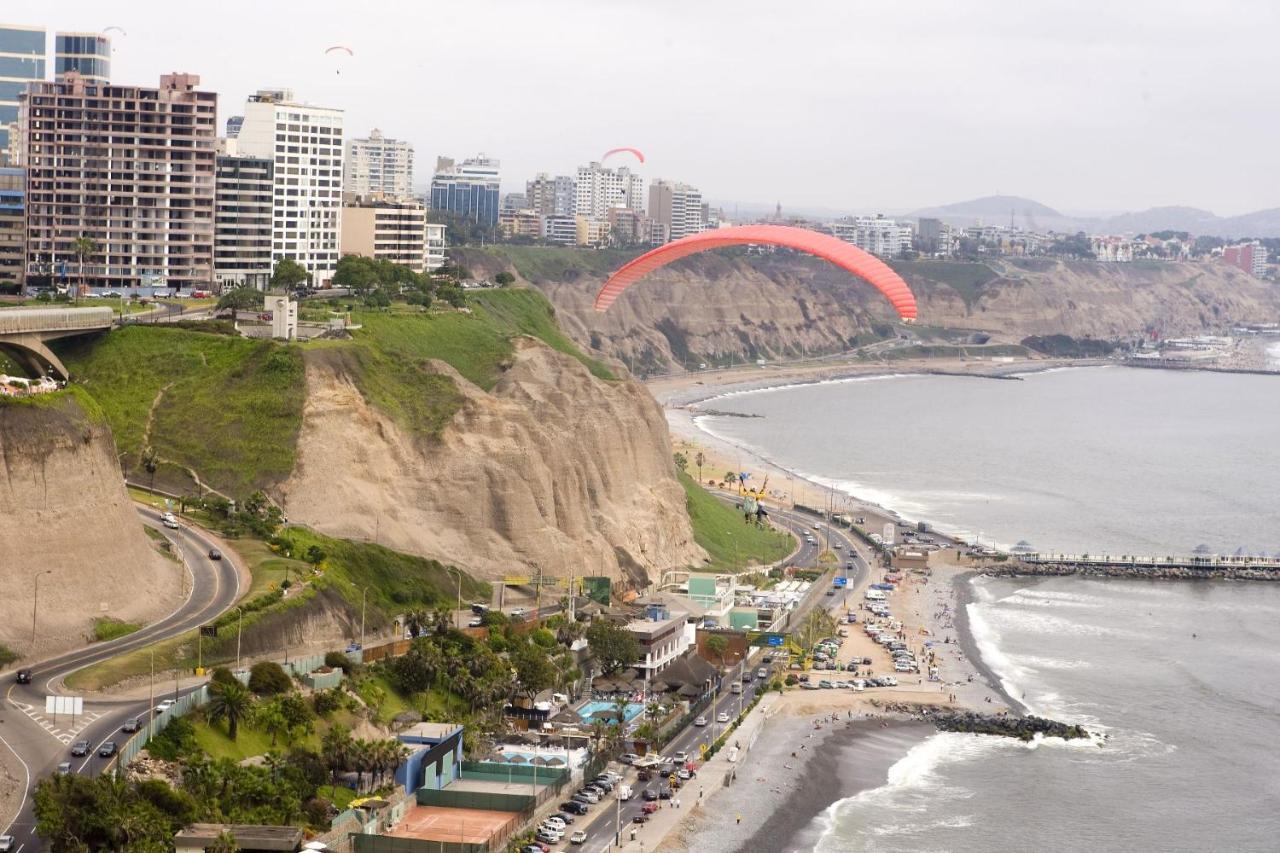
[0,396,181,657]
[280,337,704,585]
[461,251,1280,370]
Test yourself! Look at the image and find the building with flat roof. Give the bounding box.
[20,72,216,289]
[214,151,274,290]
[0,24,45,162]
[649,179,704,242]
[0,166,22,288]
[625,604,694,676]
[430,154,500,227]
[54,32,109,83]
[829,215,912,258]
[1223,241,1268,278]
[235,88,344,287]
[341,196,431,273]
[526,172,575,216]
[345,128,413,200]
[174,824,303,852]
[575,161,643,222]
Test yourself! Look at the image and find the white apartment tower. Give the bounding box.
[828,216,913,258]
[344,128,413,200]
[649,179,705,242]
[235,88,344,286]
[574,162,643,222]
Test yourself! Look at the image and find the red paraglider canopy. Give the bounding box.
[601,147,645,165]
[593,224,918,321]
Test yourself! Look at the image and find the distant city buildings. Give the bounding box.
[430,155,500,227]
[649,179,705,241]
[214,146,275,290]
[20,72,216,289]
[345,128,414,201]
[235,88,344,287]
[829,215,913,258]
[0,165,22,287]
[574,161,643,222]
[526,173,575,217]
[1222,241,1268,277]
[341,196,436,273]
[54,32,109,83]
[0,24,44,162]
[225,115,244,138]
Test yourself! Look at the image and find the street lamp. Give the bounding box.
[31,569,52,643]
[234,606,244,672]
[359,586,367,649]
[446,567,462,627]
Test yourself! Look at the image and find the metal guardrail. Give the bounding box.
[0,306,114,334]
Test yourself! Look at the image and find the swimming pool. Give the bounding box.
[577,701,645,723]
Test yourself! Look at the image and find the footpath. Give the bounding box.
[615,691,781,852]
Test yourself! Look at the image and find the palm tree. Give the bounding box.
[589,719,608,755]
[72,234,98,300]
[404,608,428,638]
[322,725,351,792]
[705,635,729,671]
[695,451,705,484]
[207,680,253,740]
[208,829,240,853]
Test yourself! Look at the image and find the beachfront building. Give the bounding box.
[345,128,414,200]
[648,179,705,242]
[625,603,695,677]
[235,88,345,287]
[20,71,217,290]
[526,172,575,216]
[429,154,500,227]
[828,215,913,258]
[575,161,643,223]
[1223,241,1268,278]
[341,196,432,273]
[214,148,274,291]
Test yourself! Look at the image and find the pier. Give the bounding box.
[993,551,1280,581]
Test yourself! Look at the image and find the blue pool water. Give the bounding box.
[577,701,645,723]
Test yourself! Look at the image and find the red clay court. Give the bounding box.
[390,805,519,846]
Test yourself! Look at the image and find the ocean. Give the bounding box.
[693,366,1280,852]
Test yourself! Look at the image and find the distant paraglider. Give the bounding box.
[326,45,354,74]
[593,224,919,322]
[103,26,127,36]
[601,147,645,165]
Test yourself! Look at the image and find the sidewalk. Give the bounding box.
[615,691,781,852]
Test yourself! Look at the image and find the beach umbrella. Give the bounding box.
[507,754,529,764]
[531,756,548,766]
[546,756,566,767]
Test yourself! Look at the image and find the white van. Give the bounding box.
[730,681,743,694]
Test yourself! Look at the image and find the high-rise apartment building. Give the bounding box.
[235,88,344,287]
[526,173,575,216]
[225,115,243,137]
[0,165,23,287]
[345,128,413,200]
[828,215,912,258]
[575,162,643,221]
[1222,241,1268,278]
[20,72,216,289]
[214,149,274,290]
[0,24,45,161]
[54,32,110,83]
[424,222,446,271]
[648,179,704,242]
[430,155,500,227]
[341,197,432,273]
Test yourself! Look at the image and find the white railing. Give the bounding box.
[0,307,115,334]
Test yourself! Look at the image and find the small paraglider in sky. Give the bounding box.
[601,147,645,165]
[325,45,354,74]
[103,26,127,36]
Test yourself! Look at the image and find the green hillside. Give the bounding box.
[679,471,795,571]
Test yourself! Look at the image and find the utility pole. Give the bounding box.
[148,648,155,742]
[31,569,52,643]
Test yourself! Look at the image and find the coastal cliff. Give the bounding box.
[458,247,1280,371]
[0,394,181,657]
[280,337,704,585]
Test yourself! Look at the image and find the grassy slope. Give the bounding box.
[890,260,999,308]
[679,471,794,572]
[55,326,306,496]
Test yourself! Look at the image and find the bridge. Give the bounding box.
[0,306,114,380]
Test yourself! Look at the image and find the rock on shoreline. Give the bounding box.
[930,710,1091,741]
[984,563,1280,582]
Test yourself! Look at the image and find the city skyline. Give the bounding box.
[5,0,1278,219]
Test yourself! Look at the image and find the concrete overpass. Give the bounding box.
[0,306,113,380]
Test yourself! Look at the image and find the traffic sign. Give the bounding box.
[766,635,784,647]
[833,577,848,587]
[699,743,708,755]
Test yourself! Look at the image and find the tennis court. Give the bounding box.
[390,805,519,845]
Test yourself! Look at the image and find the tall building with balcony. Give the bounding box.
[214,147,274,290]
[1223,241,1268,278]
[648,179,704,242]
[424,221,446,271]
[0,24,45,162]
[341,197,431,273]
[574,162,643,221]
[429,155,500,227]
[235,88,344,287]
[0,165,23,288]
[20,72,217,289]
[828,215,913,258]
[345,128,413,200]
[526,173,575,216]
[54,32,110,83]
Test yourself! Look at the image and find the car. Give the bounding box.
[637,768,652,782]
[716,712,729,723]
[801,681,820,690]
[642,801,659,814]
[543,817,566,830]
[590,779,613,792]
[895,662,914,672]
[552,811,575,825]
[570,830,588,845]
[154,699,176,715]
[632,814,651,824]
[819,680,833,689]
[0,835,13,852]
[881,676,898,687]
[467,616,483,627]
[55,761,72,775]
[15,668,31,684]
[471,603,489,614]
[560,801,589,815]
[570,794,592,806]
[70,740,90,757]
[673,750,687,763]
[535,829,561,844]
[207,548,222,560]
[620,752,640,765]
[510,607,526,617]
[576,789,599,803]
[162,516,180,529]
[757,667,768,679]
[825,590,835,597]
[642,788,659,802]
[121,716,142,733]
[677,767,692,780]
[98,741,118,758]
[693,715,708,726]
[657,787,672,800]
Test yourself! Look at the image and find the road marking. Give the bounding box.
[0,686,32,840]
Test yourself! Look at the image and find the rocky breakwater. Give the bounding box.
[281,337,704,586]
[930,710,1092,742]
[985,561,1280,582]
[0,393,181,658]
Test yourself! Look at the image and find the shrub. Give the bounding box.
[248,661,292,696]
[311,687,343,717]
[210,666,238,687]
[324,652,352,671]
[147,716,199,761]
[0,644,17,669]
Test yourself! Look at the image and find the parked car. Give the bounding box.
[632,814,650,824]
[543,817,566,830]
[535,829,561,844]
[552,811,575,825]
[576,789,599,803]
[70,740,90,757]
[677,767,692,780]
[98,741,117,758]
[560,801,589,815]
[657,787,672,800]
[642,802,659,814]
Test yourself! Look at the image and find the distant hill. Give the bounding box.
[909,195,1077,232]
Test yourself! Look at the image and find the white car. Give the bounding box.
[543,817,566,830]
[0,835,14,852]
[570,830,588,845]
[673,750,687,763]
[154,699,176,715]
[880,676,898,687]
[162,516,180,530]
[716,711,729,723]
[694,715,708,726]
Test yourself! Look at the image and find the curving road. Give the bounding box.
[0,507,240,852]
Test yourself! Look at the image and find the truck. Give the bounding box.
[617,784,633,801]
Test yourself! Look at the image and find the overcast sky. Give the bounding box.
[11,0,1279,216]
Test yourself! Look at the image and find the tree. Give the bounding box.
[72,234,98,300]
[304,544,326,568]
[494,271,515,286]
[248,661,292,696]
[215,286,264,314]
[322,725,351,791]
[673,452,688,472]
[512,641,556,701]
[207,679,253,741]
[255,699,289,747]
[270,258,309,293]
[695,451,705,483]
[704,634,729,671]
[209,666,238,688]
[724,471,737,487]
[586,621,640,676]
[142,446,159,494]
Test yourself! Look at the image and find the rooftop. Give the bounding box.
[174,824,304,851]
[399,721,463,742]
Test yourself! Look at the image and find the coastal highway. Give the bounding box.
[0,508,240,852]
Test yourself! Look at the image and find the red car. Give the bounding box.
[642,802,659,815]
